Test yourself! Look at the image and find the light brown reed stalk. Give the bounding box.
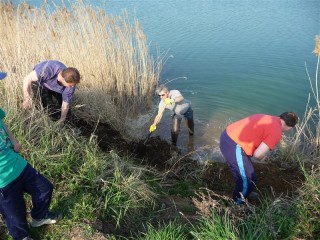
[274,36,320,163]
[290,35,320,159]
[0,1,162,132]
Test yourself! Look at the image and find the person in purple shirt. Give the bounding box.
[22,60,80,123]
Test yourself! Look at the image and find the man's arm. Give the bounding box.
[22,70,38,109]
[149,104,167,133]
[59,101,70,123]
[152,104,167,126]
[174,95,184,103]
[252,142,270,160]
[152,113,163,126]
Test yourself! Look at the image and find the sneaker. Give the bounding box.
[22,237,34,240]
[30,212,61,227]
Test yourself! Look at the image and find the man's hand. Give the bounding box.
[13,142,22,153]
[164,98,174,105]
[149,124,156,133]
[22,98,32,110]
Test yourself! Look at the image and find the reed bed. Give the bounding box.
[0,0,162,131]
[0,1,159,238]
[264,35,320,169]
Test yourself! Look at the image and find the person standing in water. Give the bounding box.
[149,85,194,146]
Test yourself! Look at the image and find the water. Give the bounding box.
[11,0,320,158]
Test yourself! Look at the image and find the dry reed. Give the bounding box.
[0,1,162,132]
[283,35,320,163]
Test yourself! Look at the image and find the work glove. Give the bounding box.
[164,98,174,105]
[149,124,156,133]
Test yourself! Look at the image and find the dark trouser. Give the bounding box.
[219,130,257,204]
[0,164,53,240]
[31,83,71,122]
[171,107,194,145]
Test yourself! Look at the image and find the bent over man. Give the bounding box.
[22,60,80,123]
[149,84,194,146]
[219,112,298,205]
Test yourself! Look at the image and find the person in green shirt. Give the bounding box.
[0,72,59,240]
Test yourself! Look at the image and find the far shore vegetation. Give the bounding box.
[0,1,319,239]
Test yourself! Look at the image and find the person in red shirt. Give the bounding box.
[219,112,298,205]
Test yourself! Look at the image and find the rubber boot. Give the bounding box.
[187,117,194,135]
[171,116,181,146]
[171,132,179,146]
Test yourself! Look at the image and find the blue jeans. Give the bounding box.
[219,130,257,204]
[0,164,53,240]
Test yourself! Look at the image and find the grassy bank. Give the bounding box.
[0,1,320,239]
[0,109,156,239]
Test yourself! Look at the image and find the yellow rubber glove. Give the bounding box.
[149,124,156,133]
[164,98,174,105]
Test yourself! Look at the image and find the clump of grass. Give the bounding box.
[190,209,238,240]
[137,221,188,240]
[238,197,297,240]
[0,1,162,133]
[294,165,320,238]
[190,189,238,239]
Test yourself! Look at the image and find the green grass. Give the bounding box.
[166,180,202,197]
[190,209,238,240]
[294,164,320,238]
[0,110,155,239]
[136,221,189,240]
[238,198,297,240]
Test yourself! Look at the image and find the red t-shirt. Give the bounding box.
[226,114,282,156]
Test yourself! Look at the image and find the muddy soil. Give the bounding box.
[73,118,305,236]
[74,118,304,196]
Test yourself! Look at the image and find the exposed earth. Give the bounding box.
[73,118,305,236]
[74,118,304,196]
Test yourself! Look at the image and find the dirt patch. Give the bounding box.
[73,119,132,155]
[202,162,303,197]
[72,118,305,237]
[73,118,304,197]
[74,118,174,168]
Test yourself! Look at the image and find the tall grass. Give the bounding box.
[294,164,320,238]
[0,99,156,238]
[0,1,160,238]
[0,1,162,131]
[272,35,320,166]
